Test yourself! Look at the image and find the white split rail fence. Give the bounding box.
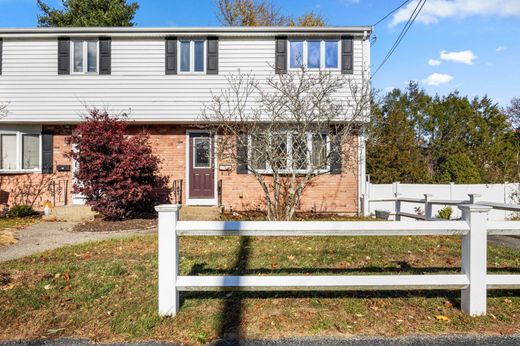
[363,182,520,220]
[156,204,520,318]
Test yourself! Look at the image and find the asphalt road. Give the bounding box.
[2,335,520,346]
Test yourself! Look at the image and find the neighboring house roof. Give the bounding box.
[0,26,372,38]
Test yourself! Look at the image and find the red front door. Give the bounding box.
[188,132,215,199]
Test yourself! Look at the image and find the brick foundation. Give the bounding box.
[0,124,359,214]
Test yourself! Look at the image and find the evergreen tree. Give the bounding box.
[37,0,139,27]
[367,84,518,184]
[436,153,481,184]
[366,89,429,183]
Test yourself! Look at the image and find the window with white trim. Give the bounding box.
[72,40,98,74]
[288,39,340,70]
[249,132,329,173]
[179,40,206,73]
[0,131,41,172]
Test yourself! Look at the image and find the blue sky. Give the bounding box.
[1,0,519,105]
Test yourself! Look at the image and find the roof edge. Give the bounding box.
[0,26,372,37]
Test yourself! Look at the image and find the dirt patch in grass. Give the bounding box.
[72,216,156,233]
[0,217,39,246]
[0,235,518,345]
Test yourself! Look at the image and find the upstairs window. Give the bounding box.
[179,40,205,73]
[0,132,41,172]
[289,40,340,70]
[72,40,98,74]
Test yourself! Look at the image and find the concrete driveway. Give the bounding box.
[0,221,155,263]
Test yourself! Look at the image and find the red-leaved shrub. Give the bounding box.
[67,109,168,219]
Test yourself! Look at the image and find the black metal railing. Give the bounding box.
[47,180,69,207]
[172,179,183,204]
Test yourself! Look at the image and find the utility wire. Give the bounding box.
[373,0,412,27]
[372,0,427,77]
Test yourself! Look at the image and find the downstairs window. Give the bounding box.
[0,132,41,172]
[248,132,329,174]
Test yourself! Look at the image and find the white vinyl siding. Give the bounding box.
[0,36,368,122]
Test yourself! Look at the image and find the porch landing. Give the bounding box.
[180,206,221,221]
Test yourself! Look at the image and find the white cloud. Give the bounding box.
[391,0,520,27]
[422,73,454,86]
[440,50,476,64]
[428,59,442,66]
[496,45,507,52]
[341,0,360,5]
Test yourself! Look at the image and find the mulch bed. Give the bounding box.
[224,210,370,221]
[72,216,156,233]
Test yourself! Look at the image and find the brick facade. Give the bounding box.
[0,125,359,214]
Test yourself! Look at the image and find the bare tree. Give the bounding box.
[0,102,8,119]
[214,0,326,27]
[505,97,520,129]
[201,67,370,220]
[287,11,326,27]
[215,0,286,26]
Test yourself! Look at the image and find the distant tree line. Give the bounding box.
[367,83,519,184]
[36,0,326,28]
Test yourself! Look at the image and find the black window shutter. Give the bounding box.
[330,135,342,174]
[42,132,54,174]
[341,36,353,74]
[236,134,248,174]
[207,36,219,75]
[275,36,287,74]
[57,38,70,75]
[99,37,111,75]
[165,37,177,75]
[0,38,3,75]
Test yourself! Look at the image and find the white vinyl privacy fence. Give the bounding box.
[363,182,520,220]
[156,204,520,318]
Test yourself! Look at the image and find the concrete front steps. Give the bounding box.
[180,206,222,221]
[43,205,97,223]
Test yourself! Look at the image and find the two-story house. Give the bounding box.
[0,26,371,214]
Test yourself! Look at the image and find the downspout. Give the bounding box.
[357,30,369,216]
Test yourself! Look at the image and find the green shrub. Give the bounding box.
[9,205,35,218]
[436,153,481,184]
[436,206,453,220]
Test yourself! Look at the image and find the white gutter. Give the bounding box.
[0,26,372,38]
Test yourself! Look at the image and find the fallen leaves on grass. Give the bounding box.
[0,230,18,246]
[435,315,450,322]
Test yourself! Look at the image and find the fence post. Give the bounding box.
[424,194,433,221]
[155,204,181,317]
[458,204,491,316]
[395,197,401,221]
[468,193,481,204]
[393,182,401,221]
[393,181,400,197]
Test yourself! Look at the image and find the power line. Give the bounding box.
[372,0,427,77]
[372,0,426,77]
[374,0,424,75]
[373,0,412,27]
